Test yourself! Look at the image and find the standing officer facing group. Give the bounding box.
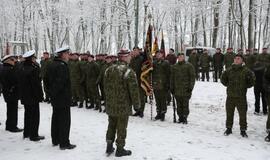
[221,54,255,137]
[103,50,140,157]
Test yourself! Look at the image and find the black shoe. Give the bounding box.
[240,131,248,138]
[6,127,23,133]
[265,133,270,142]
[53,143,59,146]
[106,143,115,155]
[115,148,132,157]
[139,112,144,118]
[154,113,161,120]
[178,116,184,123]
[88,104,94,109]
[30,136,45,141]
[132,111,140,117]
[224,128,232,136]
[160,113,165,121]
[78,103,83,108]
[263,111,268,115]
[60,144,76,150]
[23,134,29,139]
[182,117,188,124]
[94,106,99,110]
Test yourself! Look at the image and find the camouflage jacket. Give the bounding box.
[104,63,140,116]
[40,58,52,79]
[199,53,212,68]
[69,60,80,84]
[152,59,170,90]
[244,54,256,69]
[221,64,255,98]
[129,55,144,84]
[188,53,199,68]
[170,61,195,98]
[224,52,235,69]
[257,53,270,67]
[86,61,100,87]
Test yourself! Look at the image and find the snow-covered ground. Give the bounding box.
[0,81,270,160]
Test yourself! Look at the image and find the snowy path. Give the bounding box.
[0,81,270,160]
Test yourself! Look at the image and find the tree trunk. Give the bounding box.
[212,0,221,48]
[248,0,255,49]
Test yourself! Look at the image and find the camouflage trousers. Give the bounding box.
[106,116,129,149]
[175,96,190,118]
[86,84,100,106]
[154,89,167,114]
[138,87,146,112]
[266,94,270,131]
[226,97,247,131]
[201,67,210,81]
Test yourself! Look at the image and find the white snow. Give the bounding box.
[0,81,270,160]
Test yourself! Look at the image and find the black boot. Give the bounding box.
[78,102,83,108]
[89,104,94,109]
[115,148,132,157]
[106,143,115,155]
[224,128,232,136]
[132,111,140,117]
[154,113,161,120]
[182,116,188,124]
[160,113,165,121]
[265,133,270,142]
[138,111,144,118]
[178,116,184,123]
[240,130,248,138]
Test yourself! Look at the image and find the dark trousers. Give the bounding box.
[154,89,167,114]
[51,107,71,147]
[226,97,247,131]
[175,96,190,118]
[201,67,210,81]
[106,116,129,149]
[254,87,267,114]
[24,104,40,138]
[6,100,18,130]
[214,68,223,82]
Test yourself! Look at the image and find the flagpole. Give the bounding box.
[134,0,139,47]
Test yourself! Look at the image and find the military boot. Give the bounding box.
[265,133,270,142]
[240,130,248,138]
[160,113,165,121]
[224,128,232,136]
[182,116,188,124]
[154,113,161,120]
[106,142,115,155]
[78,102,83,108]
[178,116,184,123]
[115,148,132,157]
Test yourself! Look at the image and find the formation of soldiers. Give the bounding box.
[0,45,270,157]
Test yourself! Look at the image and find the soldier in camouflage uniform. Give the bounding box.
[130,47,146,118]
[224,48,235,70]
[257,48,270,67]
[68,53,80,107]
[199,49,212,81]
[77,54,88,108]
[170,53,195,124]
[40,52,51,102]
[97,55,112,110]
[165,49,177,105]
[152,51,170,121]
[244,49,256,70]
[263,60,270,141]
[213,48,224,82]
[221,54,255,137]
[96,54,107,102]
[188,49,199,80]
[104,50,140,157]
[86,55,100,110]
